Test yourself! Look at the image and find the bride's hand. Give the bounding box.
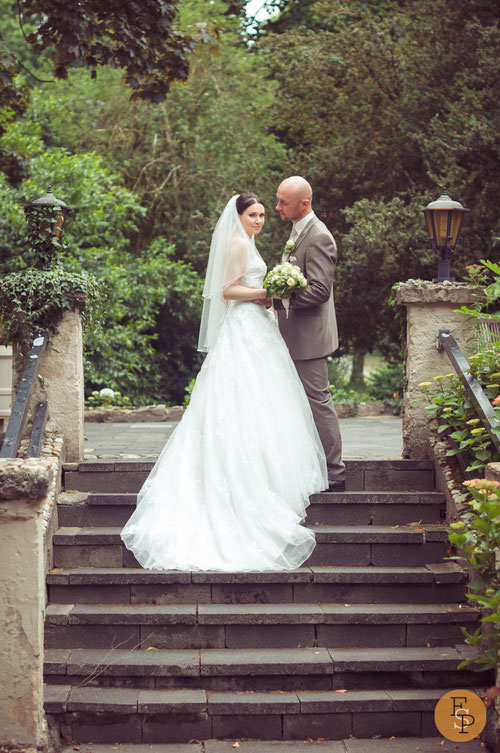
[247,286,270,306]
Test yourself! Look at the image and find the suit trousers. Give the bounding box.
[293,357,345,483]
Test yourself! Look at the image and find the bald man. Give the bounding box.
[275,176,345,491]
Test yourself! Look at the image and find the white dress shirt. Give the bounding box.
[290,210,315,241]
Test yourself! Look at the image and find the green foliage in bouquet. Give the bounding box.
[263,261,307,299]
[448,478,500,673]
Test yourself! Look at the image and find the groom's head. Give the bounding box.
[276,176,312,223]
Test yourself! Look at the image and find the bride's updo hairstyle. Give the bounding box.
[236,192,264,215]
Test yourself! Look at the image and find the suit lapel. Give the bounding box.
[289,216,319,267]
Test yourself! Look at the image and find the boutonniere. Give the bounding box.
[283,240,296,258]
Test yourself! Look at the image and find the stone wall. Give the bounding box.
[0,441,63,752]
[396,281,476,459]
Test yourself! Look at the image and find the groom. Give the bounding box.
[275,176,345,491]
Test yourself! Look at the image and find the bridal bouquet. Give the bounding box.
[263,261,308,318]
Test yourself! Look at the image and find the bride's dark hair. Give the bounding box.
[236,192,263,215]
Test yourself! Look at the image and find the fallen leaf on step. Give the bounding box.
[232,742,240,748]
[425,640,431,647]
[189,740,202,745]
[146,646,160,650]
[306,738,314,743]
[335,689,348,693]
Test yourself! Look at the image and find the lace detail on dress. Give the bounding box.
[240,250,266,288]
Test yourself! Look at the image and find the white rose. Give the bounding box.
[99,388,115,398]
[287,277,295,286]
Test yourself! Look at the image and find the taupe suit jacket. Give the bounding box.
[277,216,339,361]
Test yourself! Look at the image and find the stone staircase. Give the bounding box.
[44,459,487,745]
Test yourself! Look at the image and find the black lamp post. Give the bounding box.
[24,185,71,244]
[423,188,469,282]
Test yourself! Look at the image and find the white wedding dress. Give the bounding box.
[121,240,327,571]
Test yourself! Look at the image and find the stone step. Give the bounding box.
[44,645,487,692]
[51,524,450,569]
[44,685,478,744]
[46,563,466,605]
[52,739,489,753]
[63,459,436,494]
[44,602,477,650]
[57,489,445,528]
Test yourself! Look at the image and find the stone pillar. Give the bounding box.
[14,309,85,462]
[0,458,55,751]
[0,344,13,432]
[396,281,476,459]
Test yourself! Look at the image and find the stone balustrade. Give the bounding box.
[11,309,85,463]
[0,450,62,752]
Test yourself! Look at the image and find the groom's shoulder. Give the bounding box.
[308,216,336,245]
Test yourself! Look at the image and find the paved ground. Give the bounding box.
[59,737,488,752]
[83,416,403,461]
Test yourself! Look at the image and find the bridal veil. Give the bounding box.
[197,195,254,352]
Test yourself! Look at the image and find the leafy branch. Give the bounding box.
[448,478,500,673]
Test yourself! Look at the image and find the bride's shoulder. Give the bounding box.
[229,234,251,255]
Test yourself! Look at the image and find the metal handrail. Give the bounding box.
[0,333,48,458]
[437,329,500,454]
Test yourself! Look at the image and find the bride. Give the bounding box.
[121,192,327,571]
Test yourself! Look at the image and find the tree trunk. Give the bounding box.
[349,348,365,390]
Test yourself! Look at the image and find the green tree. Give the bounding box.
[0,114,203,404]
[27,0,287,270]
[1,0,290,404]
[2,0,200,101]
[260,0,500,383]
[0,0,220,186]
